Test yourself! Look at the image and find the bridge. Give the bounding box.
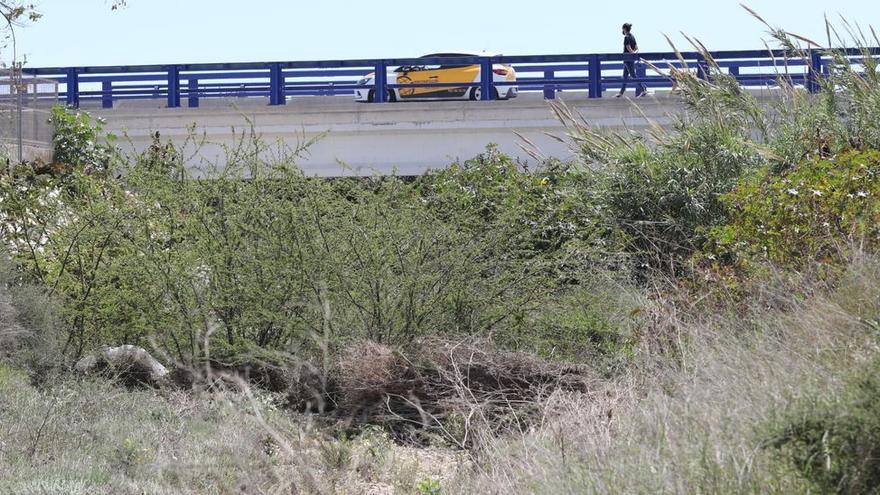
[7,48,880,174]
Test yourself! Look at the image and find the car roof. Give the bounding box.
[419,52,502,58]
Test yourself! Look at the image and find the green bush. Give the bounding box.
[3,122,569,364]
[49,106,117,174]
[419,145,582,254]
[711,149,880,269]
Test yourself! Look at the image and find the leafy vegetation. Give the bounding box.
[1,121,593,367]
[712,149,880,269]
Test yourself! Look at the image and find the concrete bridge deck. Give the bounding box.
[87,92,763,176]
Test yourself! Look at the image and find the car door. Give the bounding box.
[396,64,441,99]
[413,63,445,97]
[436,63,479,98]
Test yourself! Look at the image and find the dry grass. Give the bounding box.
[0,366,466,494]
[450,256,880,494]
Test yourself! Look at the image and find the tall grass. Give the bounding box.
[0,253,63,377]
[454,255,880,494]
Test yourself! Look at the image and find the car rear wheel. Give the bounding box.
[469,87,500,101]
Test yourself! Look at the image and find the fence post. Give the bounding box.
[65,68,80,108]
[188,78,199,108]
[636,61,647,88]
[373,60,387,103]
[807,49,823,93]
[101,81,113,109]
[588,55,602,98]
[696,54,708,81]
[480,57,494,100]
[543,70,555,100]
[269,63,285,105]
[167,65,181,108]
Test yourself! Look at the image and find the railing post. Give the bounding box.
[807,49,823,93]
[188,78,199,108]
[65,68,80,108]
[636,61,647,88]
[696,54,708,81]
[588,55,602,98]
[479,57,493,101]
[167,65,181,108]
[373,60,387,103]
[269,63,285,105]
[543,70,555,100]
[101,81,113,109]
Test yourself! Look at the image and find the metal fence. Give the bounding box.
[0,70,57,163]
[5,48,880,110]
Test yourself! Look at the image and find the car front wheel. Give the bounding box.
[367,89,397,103]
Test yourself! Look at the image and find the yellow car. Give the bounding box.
[354,52,518,102]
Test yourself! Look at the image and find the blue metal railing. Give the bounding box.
[13,48,880,109]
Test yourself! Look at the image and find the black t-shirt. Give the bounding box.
[624,33,637,53]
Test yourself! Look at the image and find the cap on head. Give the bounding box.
[623,23,632,32]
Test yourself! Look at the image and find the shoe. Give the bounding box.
[615,93,624,98]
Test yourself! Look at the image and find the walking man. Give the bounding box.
[617,23,647,98]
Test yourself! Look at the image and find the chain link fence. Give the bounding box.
[1,69,57,163]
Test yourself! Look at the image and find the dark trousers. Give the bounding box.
[620,61,647,96]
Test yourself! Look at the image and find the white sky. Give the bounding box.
[9,0,880,68]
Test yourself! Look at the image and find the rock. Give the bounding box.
[75,345,169,387]
[74,354,98,373]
